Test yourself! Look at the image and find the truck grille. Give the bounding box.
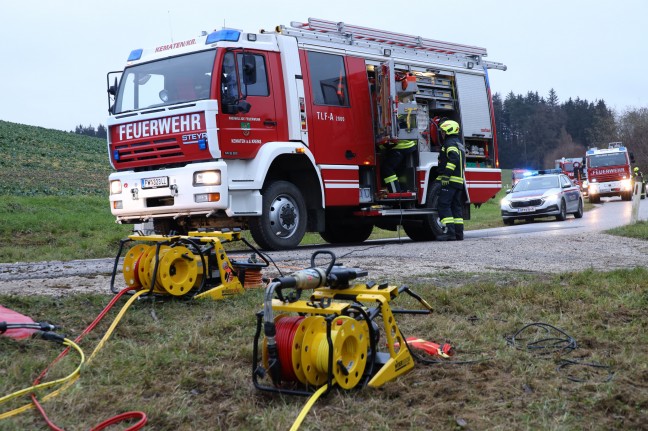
[113,138,184,167]
[592,173,624,183]
[511,199,543,208]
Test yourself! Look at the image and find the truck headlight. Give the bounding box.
[110,180,122,195]
[621,179,632,190]
[193,170,221,186]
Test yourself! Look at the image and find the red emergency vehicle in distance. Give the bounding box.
[511,169,532,186]
[555,157,585,183]
[583,143,635,204]
[106,18,507,250]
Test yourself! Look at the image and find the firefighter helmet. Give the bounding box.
[439,120,460,135]
[634,167,639,173]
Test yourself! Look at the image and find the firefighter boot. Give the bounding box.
[386,177,401,193]
[455,223,464,241]
[436,224,456,241]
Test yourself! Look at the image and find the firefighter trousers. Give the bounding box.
[381,146,416,192]
[438,184,464,240]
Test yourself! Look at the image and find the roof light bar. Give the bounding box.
[206,29,241,44]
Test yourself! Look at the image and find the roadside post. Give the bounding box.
[630,182,641,224]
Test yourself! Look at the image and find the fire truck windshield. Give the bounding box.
[561,163,574,172]
[588,153,627,168]
[114,50,216,114]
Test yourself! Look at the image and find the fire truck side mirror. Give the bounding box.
[236,100,252,114]
[224,100,252,115]
[630,152,636,163]
[242,54,257,86]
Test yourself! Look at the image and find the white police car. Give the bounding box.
[501,170,584,225]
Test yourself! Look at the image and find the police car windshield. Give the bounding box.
[115,50,216,114]
[514,176,560,192]
[588,153,627,168]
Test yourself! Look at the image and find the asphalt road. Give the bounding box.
[469,195,648,239]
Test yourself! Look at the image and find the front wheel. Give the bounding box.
[249,181,307,250]
[556,199,567,221]
[402,182,445,241]
[573,198,584,218]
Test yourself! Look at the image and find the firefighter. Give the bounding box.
[634,167,646,196]
[436,119,466,241]
[380,139,417,193]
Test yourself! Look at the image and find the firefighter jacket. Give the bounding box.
[437,135,465,189]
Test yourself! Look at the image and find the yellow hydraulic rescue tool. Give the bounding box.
[252,250,434,396]
[110,229,268,299]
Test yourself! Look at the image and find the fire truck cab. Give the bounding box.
[106,18,506,250]
[584,143,635,203]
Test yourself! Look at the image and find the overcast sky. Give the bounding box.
[1,0,646,132]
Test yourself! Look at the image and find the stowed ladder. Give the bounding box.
[278,17,506,71]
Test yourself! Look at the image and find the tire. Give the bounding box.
[588,195,600,204]
[320,222,373,244]
[402,182,445,241]
[503,218,515,226]
[573,198,584,218]
[249,180,307,250]
[556,199,567,221]
[621,191,632,201]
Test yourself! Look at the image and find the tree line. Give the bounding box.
[72,124,106,139]
[493,89,648,172]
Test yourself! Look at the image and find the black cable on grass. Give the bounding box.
[556,359,615,383]
[505,322,577,356]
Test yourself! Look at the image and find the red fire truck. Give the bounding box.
[106,18,506,249]
[555,157,584,182]
[584,143,635,203]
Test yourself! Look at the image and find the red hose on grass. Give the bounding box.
[31,287,148,430]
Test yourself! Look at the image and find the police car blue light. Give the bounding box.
[206,29,241,44]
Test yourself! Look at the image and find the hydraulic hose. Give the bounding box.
[0,287,148,428]
[0,337,84,419]
[289,383,330,431]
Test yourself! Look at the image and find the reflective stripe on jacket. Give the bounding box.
[437,135,465,188]
[379,140,417,151]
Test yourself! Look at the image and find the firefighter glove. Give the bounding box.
[440,176,450,186]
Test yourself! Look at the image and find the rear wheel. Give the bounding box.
[402,182,445,241]
[574,198,584,218]
[556,199,567,221]
[249,181,307,250]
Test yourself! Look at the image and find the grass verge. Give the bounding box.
[1,268,646,430]
[0,195,131,262]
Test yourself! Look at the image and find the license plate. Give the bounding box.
[518,207,535,213]
[141,176,168,189]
